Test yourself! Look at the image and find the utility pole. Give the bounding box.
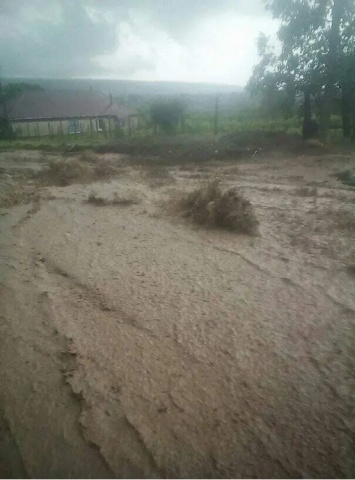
[0,65,11,139]
[214,94,219,136]
[0,65,8,117]
[320,0,344,140]
[0,65,3,107]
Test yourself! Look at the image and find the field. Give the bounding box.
[0,141,354,477]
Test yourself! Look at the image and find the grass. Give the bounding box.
[0,132,112,152]
[178,178,259,235]
[94,129,308,166]
[0,115,350,174]
[0,113,303,157]
[182,113,301,136]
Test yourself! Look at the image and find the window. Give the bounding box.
[96,118,105,131]
[68,119,80,134]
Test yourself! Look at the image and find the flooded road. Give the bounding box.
[0,150,354,477]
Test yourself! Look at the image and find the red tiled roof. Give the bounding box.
[2,89,136,121]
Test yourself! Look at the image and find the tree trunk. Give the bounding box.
[302,88,313,140]
[351,95,355,143]
[319,0,344,141]
[341,87,351,138]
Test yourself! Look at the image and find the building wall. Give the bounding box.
[11,117,120,138]
[119,115,142,135]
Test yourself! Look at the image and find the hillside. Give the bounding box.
[3,78,249,113]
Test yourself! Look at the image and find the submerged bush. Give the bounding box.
[180,178,259,235]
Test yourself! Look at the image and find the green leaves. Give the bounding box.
[0,82,43,104]
[150,99,185,135]
[249,0,355,102]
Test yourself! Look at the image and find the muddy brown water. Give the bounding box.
[0,150,354,478]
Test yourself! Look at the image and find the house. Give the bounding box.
[0,89,139,137]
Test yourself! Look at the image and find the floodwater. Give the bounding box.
[0,150,354,478]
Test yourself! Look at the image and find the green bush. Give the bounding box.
[336,170,355,187]
[150,99,185,134]
[114,126,125,139]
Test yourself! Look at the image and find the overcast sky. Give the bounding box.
[0,0,278,85]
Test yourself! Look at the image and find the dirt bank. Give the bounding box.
[0,150,354,478]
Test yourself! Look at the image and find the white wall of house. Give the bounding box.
[11,117,119,137]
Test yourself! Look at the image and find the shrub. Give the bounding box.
[114,126,125,139]
[180,178,259,235]
[335,170,355,187]
[38,156,123,186]
[150,98,185,134]
[111,192,140,206]
[40,158,91,186]
[87,191,108,205]
[93,159,121,179]
[0,185,41,208]
[143,165,176,188]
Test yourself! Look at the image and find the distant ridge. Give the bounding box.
[3,77,244,97]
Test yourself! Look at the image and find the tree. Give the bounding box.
[248,0,355,141]
[0,82,43,139]
[150,98,185,135]
[247,33,297,120]
[0,82,42,100]
[338,9,355,140]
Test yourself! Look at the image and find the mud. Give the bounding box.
[0,150,354,478]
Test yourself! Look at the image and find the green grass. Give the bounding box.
[2,112,350,153]
[182,113,302,135]
[117,114,302,137]
[0,131,113,151]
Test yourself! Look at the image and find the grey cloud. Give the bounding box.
[0,0,117,77]
[109,56,156,76]
[87,0,266,37]
[148,0,267,35]
[0,0,267,78]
